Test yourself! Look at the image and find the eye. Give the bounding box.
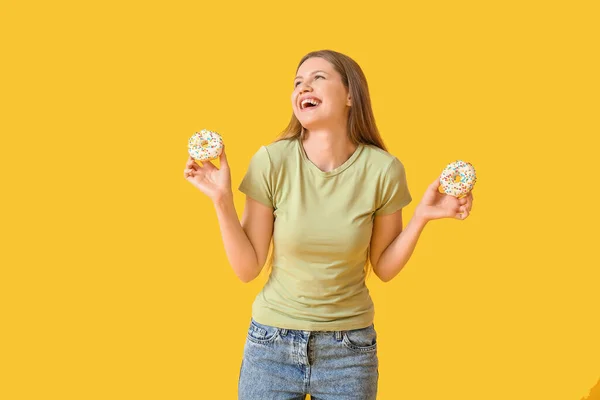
[294,75,325,88]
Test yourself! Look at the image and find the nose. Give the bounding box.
[296,83,312,104]
[297,81,313,93]
[295,83,312,108]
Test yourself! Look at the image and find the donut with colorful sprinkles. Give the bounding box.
[188,129,224,161]
[439,160,477,198]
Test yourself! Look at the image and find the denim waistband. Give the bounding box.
[277,328,344,340]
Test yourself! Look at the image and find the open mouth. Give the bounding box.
[300,97,322,111]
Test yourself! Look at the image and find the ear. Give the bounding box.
[346,95,352,107]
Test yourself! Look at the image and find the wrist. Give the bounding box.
[413,205,430,226]
[213,191,234,209]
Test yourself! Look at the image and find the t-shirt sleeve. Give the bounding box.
[238,146,274,208]
[374,157,412,216]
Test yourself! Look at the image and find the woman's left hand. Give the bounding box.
[415,177,474,223]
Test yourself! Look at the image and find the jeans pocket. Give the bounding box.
[342,324,378,353]
[246,319,281,344]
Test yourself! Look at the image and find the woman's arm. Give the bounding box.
[184,146,274,284]
[370,211,428,282]
[370,177,474,282]
[213,193,274,283]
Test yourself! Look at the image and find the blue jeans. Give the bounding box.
[238,318,379,399]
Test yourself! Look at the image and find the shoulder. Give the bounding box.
[243,138,296,177]
[264,137,296,156]
[262,137,297,168]
[360,144,406,176]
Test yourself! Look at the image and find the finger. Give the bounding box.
[187,161,199,172]
[455,207,470,219]
[459,197,468,205]
[184,168,197,177]
[219,145,228,168]
[186,157,198,168]
[430,177,442,193]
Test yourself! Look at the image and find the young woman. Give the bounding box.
[184,49,474,400]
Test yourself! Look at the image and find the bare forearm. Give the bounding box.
[212,195,260,282]
[375,215,429,282]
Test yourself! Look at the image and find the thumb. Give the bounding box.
[429,177,441,191]
[219,145,229,168]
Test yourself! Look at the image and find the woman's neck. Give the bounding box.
[301,128,357,173]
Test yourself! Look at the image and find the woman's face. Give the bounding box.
[291,57,351,130]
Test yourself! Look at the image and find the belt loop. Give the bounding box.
[335,330,342,340]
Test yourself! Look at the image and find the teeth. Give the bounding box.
[301,98,321,109]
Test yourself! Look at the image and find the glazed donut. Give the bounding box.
[439,160,477,198]
[188,129,224,161]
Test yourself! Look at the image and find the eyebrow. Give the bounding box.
[294,70,329,81]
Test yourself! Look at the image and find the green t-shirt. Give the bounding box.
[238,137,412,331]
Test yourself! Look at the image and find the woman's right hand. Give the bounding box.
[183,145,232,203]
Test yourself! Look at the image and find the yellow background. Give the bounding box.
[1,0,599,399]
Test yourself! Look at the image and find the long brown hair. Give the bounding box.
[261,50,391,280]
